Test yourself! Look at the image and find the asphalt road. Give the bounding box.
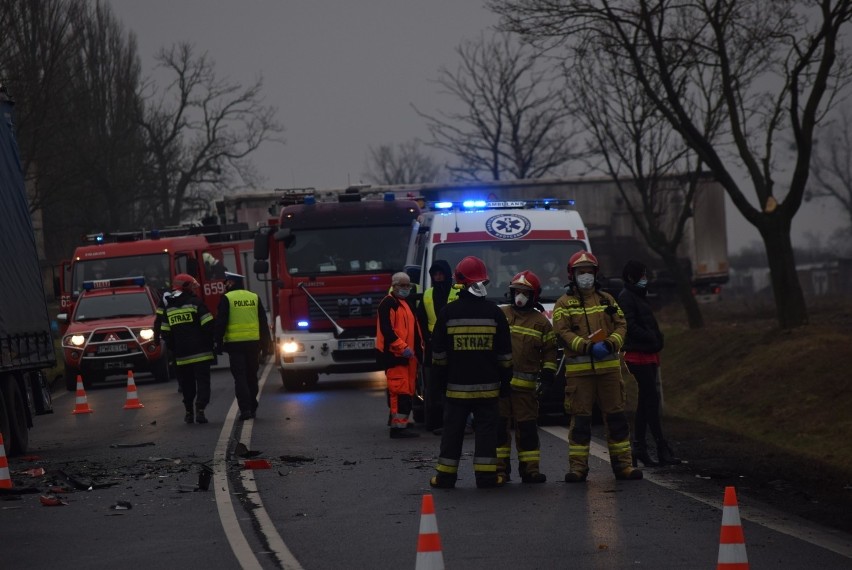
[3,366,851,569]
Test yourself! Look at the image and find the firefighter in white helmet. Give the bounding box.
[497,270,558,483]
[553,251,642,482]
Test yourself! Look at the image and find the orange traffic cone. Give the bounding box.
[0,433,12,489]
[123,370,144,409]
[717,486,749,569]
[71,375,93,414]
[415,494,444,570]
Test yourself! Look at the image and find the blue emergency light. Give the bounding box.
[434,201,453,209]
[81,276,146,290]
[304,195,316,205]
[462,200,487,209]
[297,320,309,328]
[383,192,395,201]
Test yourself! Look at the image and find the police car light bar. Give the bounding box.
[82,276,146,290]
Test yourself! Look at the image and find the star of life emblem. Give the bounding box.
[485,214,531,240]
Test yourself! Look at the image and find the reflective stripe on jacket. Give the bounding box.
[159,294,214,366]
[500,305,558,390]
[552,287,626,376]
[422,286,459,332]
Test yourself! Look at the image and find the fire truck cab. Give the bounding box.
[57,225,255,330]
[253,190,420,391]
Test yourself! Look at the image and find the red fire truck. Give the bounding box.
[252,190,420,391]
[57,224,256,329]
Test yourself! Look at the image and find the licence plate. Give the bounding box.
[98,343,128,354]
[104,361,127,369]
[338,339,375,350]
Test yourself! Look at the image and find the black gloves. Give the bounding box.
[535,369,555,398]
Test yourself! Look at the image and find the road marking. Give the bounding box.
[215,362,304,570]
[541,425,852,559]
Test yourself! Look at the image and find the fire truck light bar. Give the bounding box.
[82,276,146,290]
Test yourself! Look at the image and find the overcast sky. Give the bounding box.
[108,0,846,253]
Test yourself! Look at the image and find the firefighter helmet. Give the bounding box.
[509,270,542,304]
[567,250,599,278]
[172,273,200,292]
[454,256,489,286]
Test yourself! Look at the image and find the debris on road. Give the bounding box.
[109,442,156,448]
[40,495,68,506]
[110,500,132,510]
[243,459,272,470]
[279,455,314,463]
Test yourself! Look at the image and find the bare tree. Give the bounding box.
[572,41,716,329]
[414,32,578,182]
[363,139,443,185]
[491,0,852,329]
[807,106,852,232]
[138,43,284,226]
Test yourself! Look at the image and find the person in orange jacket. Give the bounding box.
[376,272,424,438]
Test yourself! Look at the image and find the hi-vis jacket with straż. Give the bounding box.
[552,288,626,376]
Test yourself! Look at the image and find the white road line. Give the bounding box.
[541,425,852,559]
[215,362,304,570]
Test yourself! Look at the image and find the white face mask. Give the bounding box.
[467,281,488,297]
[513,292,529,308]
[396,286,411,298]
[575,273,596,290]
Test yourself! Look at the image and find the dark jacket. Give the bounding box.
[158,291,215,366]
[618,283,664,354]
[415,259,454,362]
[431,289,513,399]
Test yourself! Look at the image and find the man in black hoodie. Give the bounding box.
[416,260,457,434]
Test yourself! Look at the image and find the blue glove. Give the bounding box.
[402,347,414,359]
[591,342,610,360]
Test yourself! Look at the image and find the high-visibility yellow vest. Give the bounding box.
[422,287,459,332]
[223,289,261,342]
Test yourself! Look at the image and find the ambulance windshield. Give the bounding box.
[284,226,412,276]
[432,240,587,302]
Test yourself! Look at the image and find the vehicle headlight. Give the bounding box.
[70,334,86,347]
[282,341,303,354]
[138,328,155,340]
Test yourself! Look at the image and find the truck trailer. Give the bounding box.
[0,91,55,456]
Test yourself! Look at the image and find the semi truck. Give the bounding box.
[252,189,420,391]
[0,90,55,456]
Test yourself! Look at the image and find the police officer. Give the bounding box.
[376,272,424,438]
[553,251,642,482]
[415,259,457,434]
[497,270,558,483]
[154,274,215,423]
[214,272,272,421]
[429,256,513,489]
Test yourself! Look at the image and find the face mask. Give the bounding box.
[468,281,488,297]
[513,292,529,308]
[396,287,411,298]
[636,278,648,288]
[575,273,595,290]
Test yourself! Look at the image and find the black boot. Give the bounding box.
[656,439,681,465]
[632,440,658,467]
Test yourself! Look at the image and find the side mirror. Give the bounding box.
[254,227,271,260]
[254,260,269,275]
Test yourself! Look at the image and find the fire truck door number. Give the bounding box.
[204,281,226,296]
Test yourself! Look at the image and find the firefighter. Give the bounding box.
[553,251,643,482]
[214,272,272,421]
[430,256,513,489]
[154,274,215,423]
[497,270,558,483]
[376,272,424,438]
[415,259,457,434]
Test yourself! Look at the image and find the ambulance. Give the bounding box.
[405,198,592,418]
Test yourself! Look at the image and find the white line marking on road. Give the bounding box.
[215,362,304,570]
[541,425,852,559]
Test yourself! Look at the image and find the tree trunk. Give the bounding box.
[661,252,704,329]
[760,220,808,329]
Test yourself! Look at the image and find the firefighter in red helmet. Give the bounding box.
[497,270,558,483]
[429,256,513,489]
[154,273,215,424]
[553,251,643,482]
